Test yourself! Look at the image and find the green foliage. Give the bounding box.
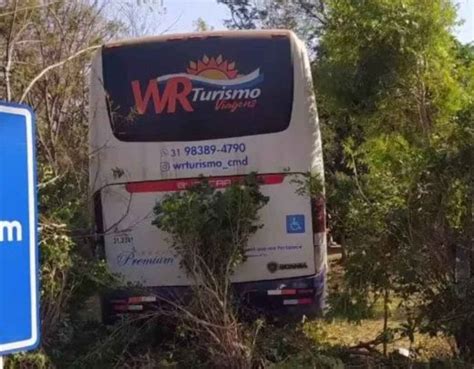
[193,17,214,32]
[313,0,474,359]
[251,322,344,369]
[291,172,324,198]
[217,0,325,50]
[153,173,269,280]
[326,289,376,322]
[317,0,462,134]
[1,1,123,367]
[152,174,269,369]
[6,351,54,369]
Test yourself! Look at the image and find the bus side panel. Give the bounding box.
[299,37,328,277]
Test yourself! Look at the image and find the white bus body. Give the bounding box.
[89,30,326,319]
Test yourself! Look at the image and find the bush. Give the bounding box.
[152,174,269,369]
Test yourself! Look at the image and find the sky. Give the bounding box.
[457,0,474,43]
[151,0,474,44]
[154,0,230,32]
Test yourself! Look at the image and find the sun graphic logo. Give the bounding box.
[186,55,239,80]
[131,54,263,116]
[183,54,264,111]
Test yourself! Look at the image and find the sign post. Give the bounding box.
[0,102,40,366]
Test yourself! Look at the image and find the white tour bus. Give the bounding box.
[89,30,327,321]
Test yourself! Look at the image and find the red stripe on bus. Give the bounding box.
[125,174,285,193]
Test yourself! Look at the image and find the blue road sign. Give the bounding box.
[286,214,305,234]
[0,102,39,355]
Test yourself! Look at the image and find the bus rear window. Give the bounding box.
[102,36,294,142]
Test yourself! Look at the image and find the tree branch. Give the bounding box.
[20,44,101,103]
[4,0,18,101]
[0,1,60,18]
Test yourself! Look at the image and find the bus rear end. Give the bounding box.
[89,30,327,322]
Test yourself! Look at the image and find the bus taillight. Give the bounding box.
[311,195,326,234]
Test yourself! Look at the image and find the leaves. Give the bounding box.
[314,0,474,357]
[152,173,269,280]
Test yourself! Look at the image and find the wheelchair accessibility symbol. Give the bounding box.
[286,215,305,234]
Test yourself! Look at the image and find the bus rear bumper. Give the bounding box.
[235,269,327,318]
[101,269,326,323]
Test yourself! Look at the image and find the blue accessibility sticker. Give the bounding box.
[286,215,305,234]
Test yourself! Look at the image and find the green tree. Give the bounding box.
[152,175,269,369]
[217,0,326,49]
[193,17,214,32]
[315,0,474,357]
[1,1,120,366]
[219,0,474,359]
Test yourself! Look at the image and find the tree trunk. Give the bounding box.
[383,288,390,357]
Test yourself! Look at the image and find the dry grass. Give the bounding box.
[302,254,456,362]
[304,318,455,361]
